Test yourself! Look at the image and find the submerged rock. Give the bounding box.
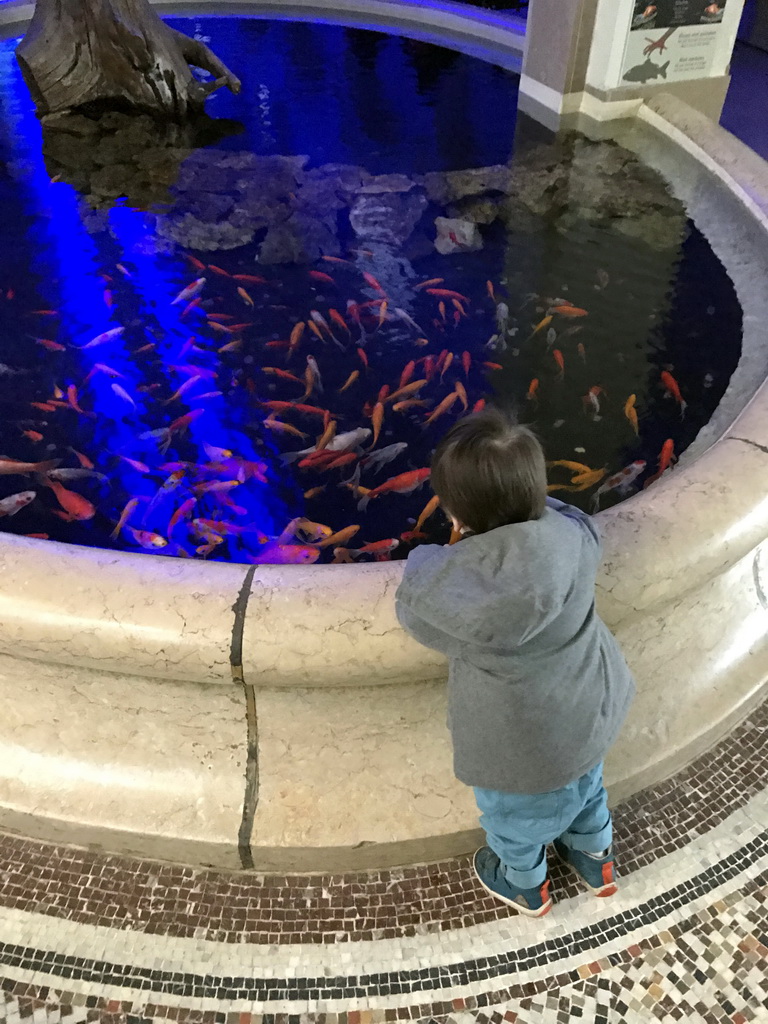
[422,165,512,204]
[259,212,341,264]
[434,216,483,254]
[349,191,427,247]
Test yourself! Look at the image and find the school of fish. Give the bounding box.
[0,257,691,563]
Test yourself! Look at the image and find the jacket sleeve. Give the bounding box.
[545,495,601,549]
[395,597,465,659]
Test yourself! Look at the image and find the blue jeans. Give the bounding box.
[473,761,612,889]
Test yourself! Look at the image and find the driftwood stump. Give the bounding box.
[16,0,241,119]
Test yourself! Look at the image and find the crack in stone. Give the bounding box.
[754,549,768,611]
[730,436,768,456]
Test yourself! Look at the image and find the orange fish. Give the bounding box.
[462,351,471,378]
[528,315,553,339]
[577,342,586,363]
[363,272,385,294]
[357,347,368,370]
[425,288,470,302]
[526,378,539,403]
[644,439,676,488]
[660,371,687,418]
[423,391,459,426]
[314,524,362,548]
[169,409,204,434]
[551,305,588,317]
[248,544,320,565]
[357,468,431,511]
[207,264,231,277]
[232,274,267,285]
[329,309,350,335]
[263,417,309,440]
[368,401,385,449]
[262,367,304,385]
[167,497,197,537]
[386,379,427,405]
[237,286,254,307]
[553,349,564,378]
[303,486,326,499]
[624,394,639,435]
[483,362,503,371]
[338,370,359,393]
[453,380,468,411]
[415,493,440,531]
[44,479,96,520]
[439,352,454,381]
[288,321,305,360]
[125,526,167,549]
[392,399,431,413]
[35,338,66,352]
[399,360,416,389]
[70,448,94,469]
[22,430,43,442]
[486,281,495,301]
[315,420,337,452]
[110,497,140,539]
[309,270,335,285]
[414,278,444,290]
[30,402,56,412]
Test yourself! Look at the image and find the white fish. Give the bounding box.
[48,469,108,483]
[0,490,35,517]
[546,327,557,349]
[111,383,136,408]
[306,355,323,394]
[495,302,509,333]
[592,460,646,512]
[0,363,24,376]
[279,427,371,465]
[360,442,407,475]
[77,326,125,350]
[171,278,206,306]
[393,307,426,335]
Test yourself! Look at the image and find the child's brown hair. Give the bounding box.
[430,406,547,535]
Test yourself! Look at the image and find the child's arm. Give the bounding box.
[545,495,601,548]
[395,597,465,659]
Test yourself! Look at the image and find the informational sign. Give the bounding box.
[621,1,729,84]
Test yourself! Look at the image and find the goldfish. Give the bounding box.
[169,409,204,434]
[0,491,35,517]
[528,315,553,340]
[232,274,267,285]
[218,340,243,354]
[237,286,254,308]
[167,497,197,537]
[357,468,430,512]
[77,326,125,349]
[83,362,126,383]
[263,417,309,440]
[624,394,639,435]
[353,538,401,558]
[22,430,43,442]
[125,526,167,549]
[185,255,206,272]
[0,457,59,476]
[110,497,140,540]
[111,383,136,408]
[386,379,427,405]
[193,480,242,495]
[660,371,687,418]
[582,385,604,420]
[547,460,594,475]
[361,442,407,473]
[399,360,416,389]
[438,301,446,323]
[261,401,327,419]
[553,349,564,378]
[526,378,539,403]
[323,451,359,471]
[304,486,326,499]
[338,370,359,393]
[171,278,206,306]
[357,347,368,370]
[454,380,468,411]
[483,362,503,371]
[414,278,444,290]
[35,338,66,352]
[368,402,385,449]
[551,304,588,317]
[42,478,96,520]
[118,455,149,473]
[486,281,495,301]
[116,264,132,278]
[70,448,94,469]
[462,351,471,378]
[247,544,320,565]
[644,439,676,488]
[423,392,459,426]
[314,524,361,548]
[425,288,470,302]
[207,264,230,277]
[592,460,647,511]
[472,399,486,413]
[144,470,186,519]
[203,444,234,461]
[30,402,56,412]
[288,322,305,360]
[278,517,333,544]
[439,352,454,381]
[570,467,608,489]
[577,342,586,363]
[415,494,441,532]
[393,399,431,413]
[315,419,337,452]
[307,355,323,394]
[309,270,335,285]
[329,309,350,335]
[280,428,370,464]
[362,272,385,293]
[262,367,304,386]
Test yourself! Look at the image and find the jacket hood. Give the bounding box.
[397,508,587,651]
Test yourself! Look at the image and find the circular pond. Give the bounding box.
[0,18,742,565]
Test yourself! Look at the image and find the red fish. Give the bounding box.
[553,349,564,378]
[462,351,471,378]
[43,479,96,520]
[169,409,204,434]
[357,468,431,511]
[643,439,676,488]
[425,288,470,302]
[472,399,486,413]
[35,338,66,352]
[309,271,335,285]
[551,304,588,317]
[660,371,687,418]
[363,272,386,294]
[232,274,267,285]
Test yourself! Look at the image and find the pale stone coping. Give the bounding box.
[0,0,526,69]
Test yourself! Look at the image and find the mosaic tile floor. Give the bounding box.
[1,700,768,1024]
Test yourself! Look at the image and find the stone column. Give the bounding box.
[519,0,746,127]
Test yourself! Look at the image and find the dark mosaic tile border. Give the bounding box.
[0,700,766,945]
[2,879,767,1023]
[1,834,766,1004]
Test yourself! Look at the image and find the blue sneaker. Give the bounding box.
[553,839,618,897]
[472,846,552,917]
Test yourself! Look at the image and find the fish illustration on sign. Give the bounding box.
[623,58,670,84]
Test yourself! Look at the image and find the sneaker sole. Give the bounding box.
[472,848,553,917]
[554,845,618,898]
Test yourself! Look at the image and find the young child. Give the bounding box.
[395,407,636,918]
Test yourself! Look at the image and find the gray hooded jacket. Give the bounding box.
[395,497,635,794]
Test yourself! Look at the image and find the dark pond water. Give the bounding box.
[0,18,742,563]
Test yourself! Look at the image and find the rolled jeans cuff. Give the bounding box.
[558,815,613,854]
[501,847,548,889]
